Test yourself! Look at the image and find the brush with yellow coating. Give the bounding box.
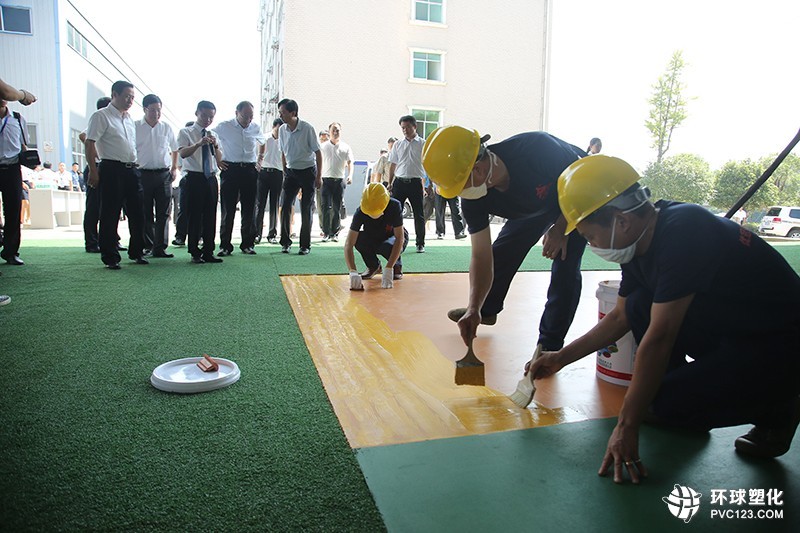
[509,344,542,408]
[454,340,485,386]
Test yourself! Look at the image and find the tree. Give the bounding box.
[712,159,780,211]
[645,50,689,163]
[641,153,714,205]
[758,152,800,206]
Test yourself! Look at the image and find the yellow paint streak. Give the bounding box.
[283,275,586,448]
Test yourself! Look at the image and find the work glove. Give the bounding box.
[381,266,394,289]
[349,271,363,291]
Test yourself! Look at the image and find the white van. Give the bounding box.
[758,206,800,238]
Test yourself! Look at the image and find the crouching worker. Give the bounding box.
[529,155,800,484]
[345,183,408,290]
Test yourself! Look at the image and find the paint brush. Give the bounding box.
[454,341,485,386]
[508,344,542,408]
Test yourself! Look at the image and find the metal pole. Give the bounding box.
[725,128,800,218]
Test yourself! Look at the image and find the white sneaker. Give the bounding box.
[0,295,10,306]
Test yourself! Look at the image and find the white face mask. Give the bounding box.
[589,210,654,264]
[460,151,496,200]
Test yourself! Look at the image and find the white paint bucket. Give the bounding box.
[595,280,637,386]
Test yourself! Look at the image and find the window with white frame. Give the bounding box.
[412,51,443,82]
[67,22,88,58]
[0,5,32,34]
[411,109,441,139]
[71,129,86,169]
[414,0,444,24]
[25,123,38,149]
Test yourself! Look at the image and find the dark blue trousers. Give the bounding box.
[355,227,409,269]
[626,288,800,430]
[483,213,587,351]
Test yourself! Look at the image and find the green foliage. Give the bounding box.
[641,153,714,205]
[645,50,689,163]
[712,159,780,211]
[758,152,800,206]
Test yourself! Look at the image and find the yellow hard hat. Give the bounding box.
[557,155,641,234]
[360,182,390,218]
[422,126,482,199]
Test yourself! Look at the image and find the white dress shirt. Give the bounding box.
[86,104,137,163]
[279,119,320,169]
[135,119,178,169]
[263,133,282,170]
[320,140,354,178]
[0,108,27,163]
[214,118,265,163]
[389,135,425,177]
[177,123,219,173]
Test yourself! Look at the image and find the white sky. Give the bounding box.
[74,0,799,171]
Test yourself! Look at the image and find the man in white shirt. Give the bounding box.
[388,115,427,253]
[255,118,283,244]
[320,122,354,242]
[177,100,224,264]
[214,101,266,256]
[0,96,30,265]
[55,162,74,190]
[277,98,322,255]
[81,96,112,253]
[136,94,178,258]
[85,80,146,270]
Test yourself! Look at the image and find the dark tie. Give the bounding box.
[201,129,212,177]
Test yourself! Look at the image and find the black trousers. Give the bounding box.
[321,177,345,237]
[98,161,145,265]
[434,194,465,236]
[482,212,587,351]
[82,164,100,250]
[186,171,218,258]
[141,169,172,254]
[355,227,409,269]
[255,167,283,241]
[391,177,425,247]
[0,163,22,260]
[219,163,258,251]
[172,176,188,241]
[626,288,800,431]
[280,167,316,250]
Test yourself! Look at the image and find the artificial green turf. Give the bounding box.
[0,243,385,532]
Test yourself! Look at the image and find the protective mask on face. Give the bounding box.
[589,208,654,264]
[460,151,496,200]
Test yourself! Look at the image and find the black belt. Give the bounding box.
[102,160,138,168]
[223,161,256,167]
[323,177,344,180]
[395,177,421,182]
[0,162,19,170]
[140,168,169,172]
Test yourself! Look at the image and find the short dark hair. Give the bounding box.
[399,115,416,126]
[196,100,216,112]
[328,122,341,130]
[43,161,52,169]
[236,100,254,112]
[142,94,162,108]
[72,162,79,166]
[110,80,134,96]
[387,137,398,143]
[277,98,298,114]
[272,118,283,127]
[96,97,111,109]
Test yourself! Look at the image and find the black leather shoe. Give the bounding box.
[107,263,121,270]
[281,246,290,254]
[254,236,262,244]
[191,256,205,264]
[5,256,24,265]
[268,237,278,244]
[203,255,223,263]
[152,252,174,258]
[298,248,310,255]
[241,247,257,255]
[455,233,467,240]
[86,247,101,253]
[735,397,800,458]
[217,249,232,257]
[134,257,149,265]
[361,264,381,280]
[172,239,185,246]
[416,245,425,253]
[393,264,404,280]
[447,307,497,326]
[143,249,153,257]
[117,245,128,251]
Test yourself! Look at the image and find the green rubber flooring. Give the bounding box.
[357,418,799,532]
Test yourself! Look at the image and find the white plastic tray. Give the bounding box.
[150,357,240,393]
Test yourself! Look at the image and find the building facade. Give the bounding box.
[0,0,179,169]
[259,0,552,162]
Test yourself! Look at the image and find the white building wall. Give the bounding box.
[261,0,551,162]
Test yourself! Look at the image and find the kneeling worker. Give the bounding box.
[345,183,408,290]
[529,155,800,484]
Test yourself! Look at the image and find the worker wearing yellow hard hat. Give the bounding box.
[525,154,800,483]
[422,126,588,353]
[344,183,408,290]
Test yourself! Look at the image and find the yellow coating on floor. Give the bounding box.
[283,274,587,449]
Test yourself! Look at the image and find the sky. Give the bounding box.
[73,0,799,172]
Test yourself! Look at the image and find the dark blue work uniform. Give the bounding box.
[350,198,409,269]
[620,201,800,430]
[461,132,586,351]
